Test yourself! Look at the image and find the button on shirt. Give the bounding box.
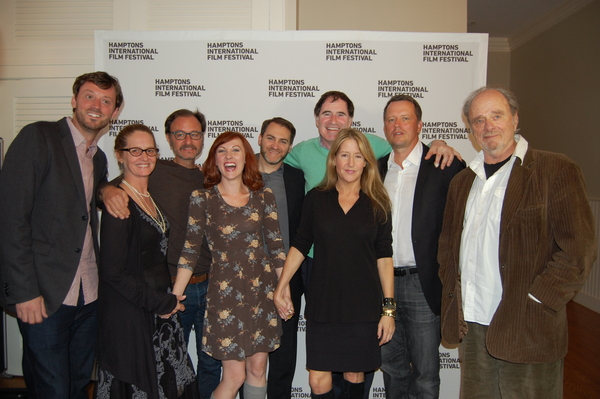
[383,143,422,268]
[63,117,99,306]
[460,135,528,325]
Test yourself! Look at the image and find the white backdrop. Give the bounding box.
[95,30,487,398]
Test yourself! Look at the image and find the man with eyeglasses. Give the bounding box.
[100,109,221,399]
[0,71,123,398]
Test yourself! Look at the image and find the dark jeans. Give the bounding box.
[180,279,222,399]
[380,272,440,399]
[18,298,97,399]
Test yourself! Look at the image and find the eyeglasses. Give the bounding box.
[120,147,159,157]
[171,131,203,140]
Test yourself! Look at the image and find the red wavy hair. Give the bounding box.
[202,131,264,191]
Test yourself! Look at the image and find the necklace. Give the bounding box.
[122,179,167,233]
[122,179,150,197]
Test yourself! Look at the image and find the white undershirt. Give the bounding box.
[460,135,528,325]
[384,143,422,268]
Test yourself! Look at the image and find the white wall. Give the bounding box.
[0,0,297,148]
[297,0,466,32]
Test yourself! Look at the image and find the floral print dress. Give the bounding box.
[179,186,286,360]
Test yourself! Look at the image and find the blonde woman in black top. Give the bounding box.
[274,128,395,399]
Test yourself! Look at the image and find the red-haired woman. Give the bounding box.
[173,131,286,399]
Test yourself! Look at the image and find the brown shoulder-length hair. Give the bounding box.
[202,131,263,191]
[318,128,391,222]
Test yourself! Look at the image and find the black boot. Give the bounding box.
[311,389,334,399]
[348,381,364,399]
[339,380,365,399]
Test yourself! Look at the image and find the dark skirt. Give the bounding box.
[306,319,381,372]
[96,314,199,399]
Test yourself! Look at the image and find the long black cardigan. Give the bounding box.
[97,201,176,398]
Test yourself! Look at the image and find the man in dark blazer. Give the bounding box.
[377,95,465,399]
[256,117,305,399]
[0,72,123,398]
[438,87,596,398]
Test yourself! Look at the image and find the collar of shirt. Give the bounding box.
[469,134,528,181]
[66,117,99,158]
[386,140,423,170]
[318,135,330,150]
[63,117,99,306]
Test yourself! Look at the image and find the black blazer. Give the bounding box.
[281,163,306,309]
[378,143,465,315]
[283,163,305,244]
[0,117,107,316]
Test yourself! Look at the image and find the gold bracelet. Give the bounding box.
[381,307,396,319]
[381,297,397,319]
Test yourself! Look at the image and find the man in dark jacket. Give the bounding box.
[0,71,123,398]
[378,94,465,399]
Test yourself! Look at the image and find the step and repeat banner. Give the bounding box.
[96,30,487,398]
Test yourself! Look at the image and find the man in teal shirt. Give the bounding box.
[285,91,455,192]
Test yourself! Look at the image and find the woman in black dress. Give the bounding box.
[97,124,199,399]
[274,128,396,399]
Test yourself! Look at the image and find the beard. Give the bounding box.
[260,148,286,165]
[74,107,111,135]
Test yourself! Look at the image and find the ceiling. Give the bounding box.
[467,0,570,38]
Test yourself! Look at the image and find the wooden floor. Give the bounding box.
[563,301,600,398]
[0,301,598,398]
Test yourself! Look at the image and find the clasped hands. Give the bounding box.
[274,285,294,321]
[159,294,186,319]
